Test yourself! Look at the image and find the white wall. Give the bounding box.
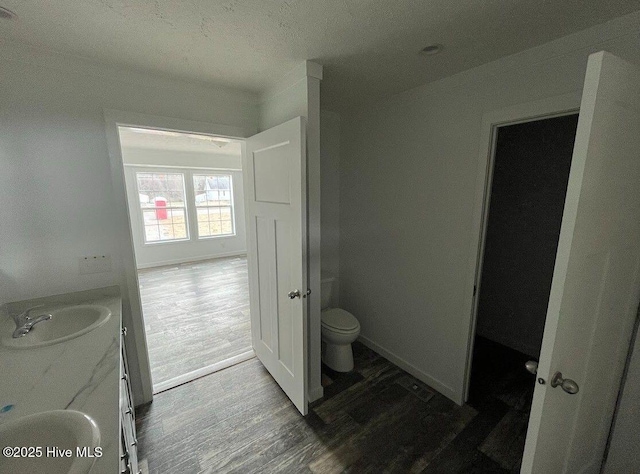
[260,61,324,402]
[0,40,259,403]
[320,109,341,306]
[339,11,640,406]
[122,147,242,169]
[121,145,246,268]
[0,41,258,303]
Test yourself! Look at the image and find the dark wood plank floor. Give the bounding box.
[467,336,535,473]
[137,340,534,473]
[137,256,251,386]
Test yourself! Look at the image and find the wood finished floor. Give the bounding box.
[136,340,534,473]
[468,337,535,473]
[137,256,251,386]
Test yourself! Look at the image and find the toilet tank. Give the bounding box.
[321,276,335,309]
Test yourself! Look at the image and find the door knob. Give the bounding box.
[288,289,301,299]
[525,360,538,375]
[550,372,579,394]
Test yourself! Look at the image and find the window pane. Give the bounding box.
[218,175,230,189]
[144,225,160,242]
[193,175,206,206]
[210,220,223,235]
[196,207,208,219]
[221,220,233,234]
[142,209,157,223]
[198,220,210,237]
[192,174,235,238]
[220,207,232,220]
[196,208,208,235]
[136,172,186,208]
[160,224,175,241]
[136,171,188,243]
[218,176,231,204]
[169,208,187,239]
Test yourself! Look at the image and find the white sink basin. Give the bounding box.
[2,305,112,349]
[0,410,100,474]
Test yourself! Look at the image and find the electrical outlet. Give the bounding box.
[79,255,112,275]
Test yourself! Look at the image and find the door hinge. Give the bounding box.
[473,285,477,296]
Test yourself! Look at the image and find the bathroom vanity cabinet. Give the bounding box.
[0,287,130,473]
[120,326,140,474]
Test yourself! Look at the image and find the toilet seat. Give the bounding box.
[321,308,359,332]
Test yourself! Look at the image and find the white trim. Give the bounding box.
[305,61,324,81]
[124,163,242,172]
[103,109,249,405]
[104,109,254,140]
[308,385,324,403]
[136,251,247,270]
[358,335,458,404]
[153,350,255,394]
[461,93,582,404]
[306,74,324,407]
[260,61,323,104]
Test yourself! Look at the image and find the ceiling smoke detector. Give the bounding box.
[0,6,16,20]
[420,44,443,56]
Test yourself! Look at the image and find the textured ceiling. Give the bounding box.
[0,1,638,110]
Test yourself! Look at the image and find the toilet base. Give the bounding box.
[323,342,354,372]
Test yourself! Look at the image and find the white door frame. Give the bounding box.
[461,93,582,403]
[104,109,254,405]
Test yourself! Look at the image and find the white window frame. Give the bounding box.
[134,170,190,244]
[126,166,240,246]
[192,173,236,239]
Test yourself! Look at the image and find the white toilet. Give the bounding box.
[321,276,360,372]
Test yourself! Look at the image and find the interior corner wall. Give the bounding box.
[339,11,640,405]
[320,109,341,306]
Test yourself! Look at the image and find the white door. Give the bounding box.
[244,117,308,415]
[521,52,640,473]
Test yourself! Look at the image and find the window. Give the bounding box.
[136,172,189,243]
[193,174,234,238]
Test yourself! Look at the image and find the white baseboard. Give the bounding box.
[136,251,247,270]
[153,349,255,394]
[308,384,324,403]
[358,335,460,405]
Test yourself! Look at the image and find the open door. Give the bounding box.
[243,117,308,415]
[521,52,640,472]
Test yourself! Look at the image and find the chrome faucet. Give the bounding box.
[12,305,52,338]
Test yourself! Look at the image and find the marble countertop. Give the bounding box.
[0,287,121,474]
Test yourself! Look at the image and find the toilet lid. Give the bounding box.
[321,308,359,331]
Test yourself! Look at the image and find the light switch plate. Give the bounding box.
[79,255,112,274]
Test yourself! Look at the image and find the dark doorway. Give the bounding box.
[469,113,579,471]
